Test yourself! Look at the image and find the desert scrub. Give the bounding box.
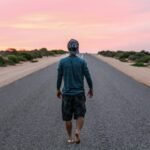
[131,62,147,67]
[48,51,56,56]
[17,55,27,61]
[136,55,150,63]
[0,56,6,66]
[7,55,20,64]
[5,57,16,65]
[98,50,116,57]
[128,55,137,61]
[30,51,43,58]
[19,52,34,60]
[0,56,15,66]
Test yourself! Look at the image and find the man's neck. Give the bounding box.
[69,54,77,57]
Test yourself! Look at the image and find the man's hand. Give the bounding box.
[87,89,93,98]
[57,90,62,99]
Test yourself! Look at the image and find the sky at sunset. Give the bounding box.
[0,0,150,52]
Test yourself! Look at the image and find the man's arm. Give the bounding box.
[83,60,93,97]
[56,61,63,98]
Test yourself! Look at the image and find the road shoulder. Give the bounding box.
[92,54,150,87]
[0,55,67,88]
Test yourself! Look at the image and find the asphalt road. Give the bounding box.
[0,54,150,150]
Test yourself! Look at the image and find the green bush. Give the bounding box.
[39,48,48,56]
[19,52,34,60]
[37,53,43,58]
[0,56,6,66]
[30,53,38,59]
[7,59,15,65]
[136,55,150,63]
[141,50,150,55]
[7,55,20,63]
[0,49,67,67]
[50,50,67,55]
[3,57,15,66]
[118,51,136,60]
[131,62,147,67]
[98,50,116,57]
[128,54,137,61]
[32,51,43,58]
[114,52,124,59]
[48,51,56,56]
[17,55,27,61]
[131,53,145,61]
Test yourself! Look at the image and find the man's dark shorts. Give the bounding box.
[62,93,86,121]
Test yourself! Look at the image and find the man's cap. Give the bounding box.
[67,39,79,52]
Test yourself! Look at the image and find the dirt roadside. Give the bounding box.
[93,54,150,87]
[0,55,67,88]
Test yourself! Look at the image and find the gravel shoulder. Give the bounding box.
[0,55,66,88]
[93,54,150,87]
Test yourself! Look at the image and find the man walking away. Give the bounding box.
[56,39,93,144]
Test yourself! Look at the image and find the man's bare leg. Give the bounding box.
[76,117,84,131]
[75,117,84,143]
[65,121,73,143]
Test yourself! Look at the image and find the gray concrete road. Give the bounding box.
[0,54,150,150]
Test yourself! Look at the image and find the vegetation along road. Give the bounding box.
[0,54,150,150]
